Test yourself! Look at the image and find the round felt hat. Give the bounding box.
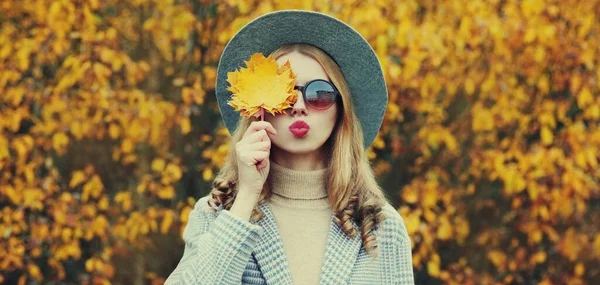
[215,9,388,149]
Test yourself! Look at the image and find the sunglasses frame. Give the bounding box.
[293,79,341,110]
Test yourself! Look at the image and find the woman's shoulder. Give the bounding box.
[192,193,222,216]
[190,193,222,219]
[191,193,259,226]
[374,201,411,246]
[181,193,264,242]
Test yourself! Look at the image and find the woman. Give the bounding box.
[166,10,414,285]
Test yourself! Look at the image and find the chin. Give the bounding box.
[275,137,327,154]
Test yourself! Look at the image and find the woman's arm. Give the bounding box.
[165,195,264,285]
[380,203,415,285]
[394,235,415,284]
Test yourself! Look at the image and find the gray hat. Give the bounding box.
[215,9,388,149]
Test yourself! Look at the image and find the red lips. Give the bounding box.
[289,120,310,137]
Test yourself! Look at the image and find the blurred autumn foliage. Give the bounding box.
[0,0,599,284]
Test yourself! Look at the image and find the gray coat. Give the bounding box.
[165,194,415,284]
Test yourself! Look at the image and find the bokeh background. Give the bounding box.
[1,0,599,284]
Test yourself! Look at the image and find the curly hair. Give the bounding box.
[207,43,389,260]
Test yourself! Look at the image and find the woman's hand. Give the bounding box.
[235,120,277,197]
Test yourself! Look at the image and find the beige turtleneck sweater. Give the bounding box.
[266,160,333,285]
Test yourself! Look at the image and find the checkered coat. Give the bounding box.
[165,194,414,285]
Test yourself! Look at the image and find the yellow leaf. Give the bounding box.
[427,255,440,277]
[373,135,385,149]
[0,135,9,161]
[436,217,452,240]
[202,66,217,89]
[578,14,594,38]
[115,192,132,211]
[538,278,552,285]
[109,123,120,139]
[487,250,507,268]
[158,185,175,199]
[181,116,191,134]
[28,263,42,281]
[584,103,599,120]
[137,182,147,194]
[100,48,115,63]
[82,175,104,201]
[71,121,85,140]
[98,196,109,211]
[62,228,73,242]
[69,171,86,189]
[541,126,553,145]
[161,210,174,234]
[522,0,544,17]
[23,188,44,210]
[454,217,470,240]
[531,251,546,264]
[529,227,543,244]
[464,78,475,96]
[401,187,418,204]
[85,258,95,272]
[7,86,25,106]
[152,158,166,172]
[405,212,420,235]
[202,167,213,181]
[92,216,109,237]
[423,208,437,223]
[121,138,134,154]
[422,187,437,208]
[226,53,298,118]
[52,132,69,155]
[182,87,193,104]
[17,45,31,71]
[4,185,22,204]
[165,163,182,181]
[172,78,185,87]
[142,18,155,31]
[593,235,600,258]
[180,206,192,224]
[577,87,593,109]
[472,107,494,131]
[575,262,585,277]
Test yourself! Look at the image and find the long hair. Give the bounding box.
[207,43,388,259]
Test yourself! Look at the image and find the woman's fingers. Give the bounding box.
[243,121,277,139]
[243,129,270,144]
[256,156,269,170]
[251,140,271,151]
[241,150,269,166]
[237,139,271,152]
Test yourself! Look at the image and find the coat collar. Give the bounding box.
[251,201,363,285]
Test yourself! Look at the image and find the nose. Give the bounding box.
[290,90,308,116]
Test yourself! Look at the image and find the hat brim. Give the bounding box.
[216,9,388,149]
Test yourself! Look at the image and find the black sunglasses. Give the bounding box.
[293,79,340,110]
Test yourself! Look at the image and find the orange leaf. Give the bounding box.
[226,53,297,118]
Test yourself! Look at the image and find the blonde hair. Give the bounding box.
[208,43,388,259]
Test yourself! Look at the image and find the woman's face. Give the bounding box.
[263,50,339,156]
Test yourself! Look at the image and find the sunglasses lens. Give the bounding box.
[305,80,337,109]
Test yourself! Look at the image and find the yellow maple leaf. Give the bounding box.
[227,53,297,119]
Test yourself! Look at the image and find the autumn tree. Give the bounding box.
[1,0,598,284]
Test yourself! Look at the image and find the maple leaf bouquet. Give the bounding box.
[226,53,298,121]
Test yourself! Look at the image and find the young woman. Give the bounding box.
[166,10,414,285]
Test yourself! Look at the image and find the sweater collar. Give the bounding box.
[267,160,329,200]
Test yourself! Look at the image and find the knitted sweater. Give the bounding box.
[265,161,332,285]
[165,164,415,285]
